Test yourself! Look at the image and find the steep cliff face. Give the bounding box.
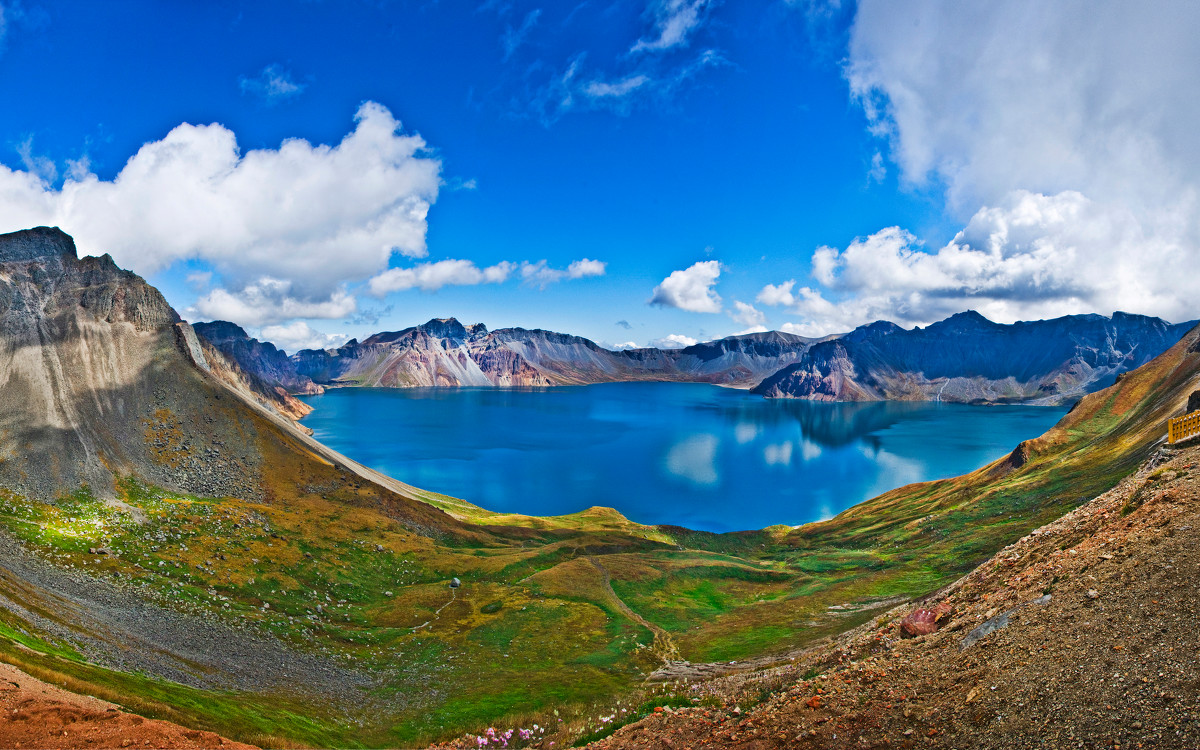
[0,228,473,538]
[752,310,1195,403]
[0,227,196,499]
[193,321,321,420]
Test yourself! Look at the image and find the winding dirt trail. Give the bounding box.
[411,588,457,632]
[585,556,680,663]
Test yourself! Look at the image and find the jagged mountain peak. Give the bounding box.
[927,309,999,331]
[0,226,78,263]
[417,317,475,340]
[841,320,902,344]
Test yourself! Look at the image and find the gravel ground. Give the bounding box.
[0,529,373,704]
[585,443,1200,750]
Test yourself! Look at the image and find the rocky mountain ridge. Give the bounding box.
[752,309,1195,404]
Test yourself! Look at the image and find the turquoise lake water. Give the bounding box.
[299,383,1067,533]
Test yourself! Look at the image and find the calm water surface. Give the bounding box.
[299,383,1066,532]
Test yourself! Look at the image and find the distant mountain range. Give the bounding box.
[195,309,1196,408]
[195,318,825,391]
[751,310,1195,404]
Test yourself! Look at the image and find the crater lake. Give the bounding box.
[299,383,1068,532]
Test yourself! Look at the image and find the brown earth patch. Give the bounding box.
[0,660,253,749]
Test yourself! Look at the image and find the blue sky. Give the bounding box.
[0,1,1196,352]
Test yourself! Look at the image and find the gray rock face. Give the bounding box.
[753,310,1197,404]
[194,320,319,394]
[0,227,269,500]
[0,226,78,263]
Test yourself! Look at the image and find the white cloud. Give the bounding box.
[15,137,55,184]
[520,258,607,288]
[259,321,350,354]
[608,341,640,351]
[367,256,604,295]
[531,44,724,122]
[632,0,712,53]
[191,279,357,327]
[729,300,765,327]
[762,190,1193,334]
[239,64,306,102]
[584,75,650,99]
[867,151,886,183]
[833,1,1200,328]
[759,3,1200,336]
[848,2,1200,215]
[0,102,440,329]
[756,281,796,308]
[185,271,212,290]
[649,260,722,313]
[650,333,698,349]
[368,259,515,295]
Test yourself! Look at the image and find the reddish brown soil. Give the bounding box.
[585,443,1200,750]
[0,661,253,749]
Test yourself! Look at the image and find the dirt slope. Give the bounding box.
[586,442,1200,749]
[0,661,252,749]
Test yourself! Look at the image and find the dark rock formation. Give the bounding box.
[753,310,1195,404]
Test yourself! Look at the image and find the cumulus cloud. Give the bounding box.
[761,190,1191,334]
[763,1,1200,334]
[185,271,212,290]
[728,300,765,328]
[848,1,1200,215]
[608,341,640,351]
[649,260,722,313]
[191,279,357,328]
[651,333,699,349]
[259,321,350,354]
[239,64,306,102]
[367,257,604,295]
[0,101,440,329]
[520,258,606,288]
[632,0,712,53]
[368,259,515,295]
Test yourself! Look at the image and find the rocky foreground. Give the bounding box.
[580,442,1200,749]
